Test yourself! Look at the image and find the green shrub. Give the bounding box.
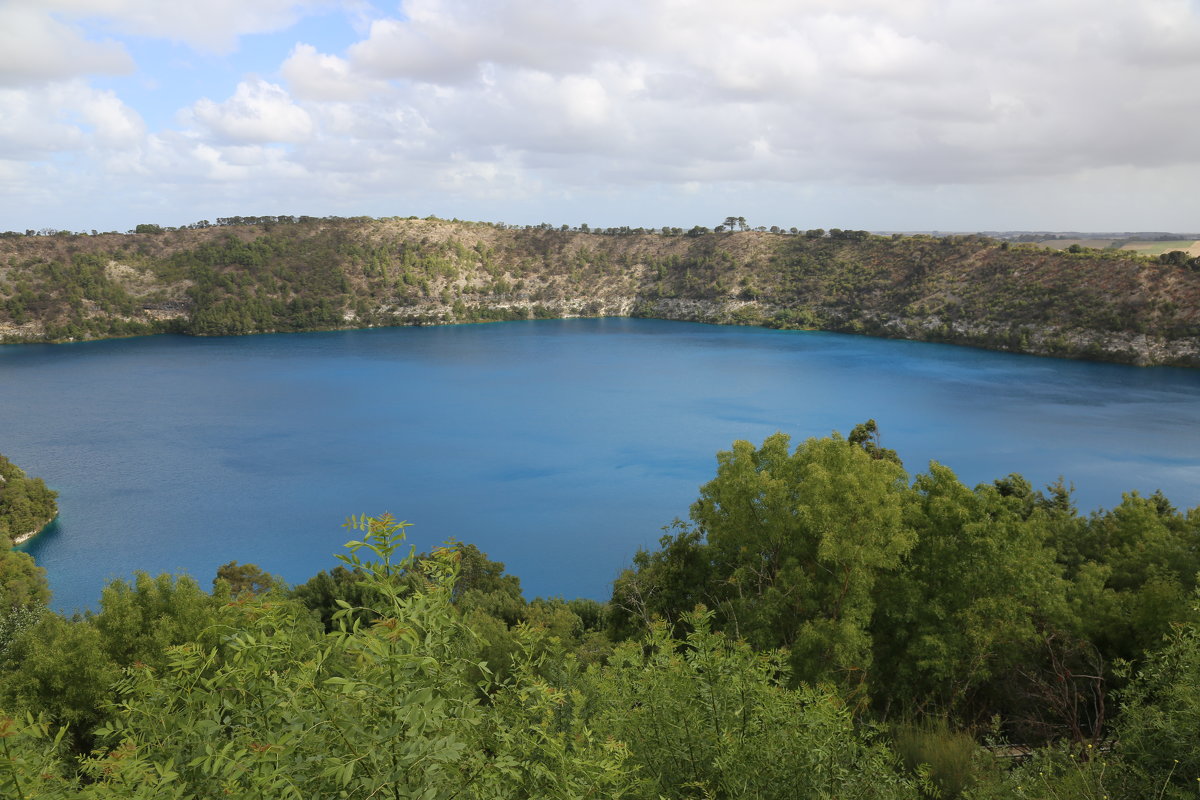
[891,718,978,799]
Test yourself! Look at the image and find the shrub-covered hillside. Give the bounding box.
[0,453,56,547]
[2,216,1199,365]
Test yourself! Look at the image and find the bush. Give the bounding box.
[891,718,978,799]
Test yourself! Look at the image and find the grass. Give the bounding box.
[891,718,980,799]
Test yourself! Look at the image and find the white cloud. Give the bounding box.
[0,5,132,85]
[186,79,314,144]
[315,0,1200,194]
[188,141,310,181]
[0,88,84,157]
[435,151,537,199]
[0,82,144,158]
[80,89,147,147]
[281,43,388,101]
[4,0,1200,232]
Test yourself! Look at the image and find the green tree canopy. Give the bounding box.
[872,463,1071,722]
[0,453,58,546]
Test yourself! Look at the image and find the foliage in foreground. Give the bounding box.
[612,428,1200,744]
[0,514,920,799]
[3,428,1200,798]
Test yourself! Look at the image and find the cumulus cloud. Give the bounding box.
[4,0,1200,232]
[0,4,132,85]
[348,0,613,83]
[0,83,144,158]
[281,43,388,101]
[187,141,311,181]
[186,79,314,144]
[296,0,1199,194]
[0,88,86,157]
[79,89,147,147]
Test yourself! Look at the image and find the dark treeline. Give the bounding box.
[3,430,1200,798]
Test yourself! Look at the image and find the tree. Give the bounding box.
[0,547,49,612]
[1159,249,1189,267]
[691,431,913,690]
[1116,606,1200,798]
[94,572,224,670]
[609,521,713,639]
[291,564,374,632]
[848,418,901,464]
[214,560,278,598]
[0,453,58,545]
[580,610,920,800]
[0,613,120,751]
[872,464,1070,723]
[444,542,524,621]
[1065,492,1200,668]
[0,548,50,674]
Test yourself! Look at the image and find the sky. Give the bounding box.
[2,0,1200,234]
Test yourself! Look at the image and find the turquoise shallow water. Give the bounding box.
[3,318,1199,612]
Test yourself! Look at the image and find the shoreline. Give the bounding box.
[3,309,1199,370]
[12,515,55,546]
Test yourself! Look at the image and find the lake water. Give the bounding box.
[3,318,1199,612]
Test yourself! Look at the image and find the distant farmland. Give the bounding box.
[1036,238,1122,250]
[1118,240,1200,257]
[1037,238,1200,256]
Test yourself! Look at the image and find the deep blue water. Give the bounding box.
[2,318,1199,612]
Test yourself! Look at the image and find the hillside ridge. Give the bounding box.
[2,217,1198,366]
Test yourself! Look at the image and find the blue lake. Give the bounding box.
[3,318,1199,612]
